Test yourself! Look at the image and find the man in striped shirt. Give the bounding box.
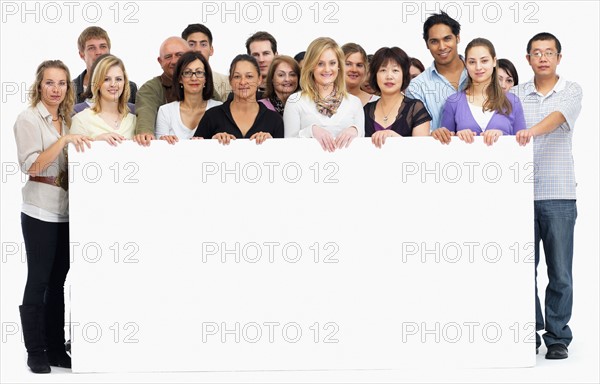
[512,32,583,360]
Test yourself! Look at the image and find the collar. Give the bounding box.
[36,101,53,121]
[35,102,64,135]
[222,99,266,128]
[523,74,565,96]
[159,72,173,88]
[430,55,466,76]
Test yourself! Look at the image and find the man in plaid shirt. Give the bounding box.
[512,32,583,360]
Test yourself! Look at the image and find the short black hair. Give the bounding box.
[369,47,412,94]
[294,51,305,63]
[181,24,213,46]
[423,11,461,42]
[172,51,214,101]
[526,32,562,54]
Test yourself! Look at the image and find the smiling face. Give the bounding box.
[345,52,366,89]
[527,39,561,79]
[466,45,496,85]
[98,65,124,105]
[230,60,261,100]
[40,67,68,109]
[376,60,404,95]
[180,59,206,95]
[426,24,460,66]
[272,61,298,97]
[313,48,338,89]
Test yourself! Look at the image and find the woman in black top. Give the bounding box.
[364,47,431,148]
[194,54,283,144]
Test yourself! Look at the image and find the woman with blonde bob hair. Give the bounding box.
[71,55,136,145]
[14,60,92,373]
[284,37,364,152]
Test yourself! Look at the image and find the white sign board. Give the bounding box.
[68,138,534,372]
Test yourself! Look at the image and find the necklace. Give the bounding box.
[101,112,120,129]
[380,94,404,123]
[52,115,60,122]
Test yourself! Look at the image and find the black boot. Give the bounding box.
[45,295,71,368]
[19,305,51,374]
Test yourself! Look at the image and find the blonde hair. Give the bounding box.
[90,56,131,117]
[29,60,75,127]
[300,37,347,101]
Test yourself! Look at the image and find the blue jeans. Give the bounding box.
[534,200,577,348]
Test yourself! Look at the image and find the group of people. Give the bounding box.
[13,11,582,374]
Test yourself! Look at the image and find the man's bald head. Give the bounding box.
[157,37,190,78]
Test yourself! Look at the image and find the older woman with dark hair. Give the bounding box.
[259,55,300,116]
[364,47,431,147]
[194,54,283,144]
[14,60,92,373]
[155,51,222,143]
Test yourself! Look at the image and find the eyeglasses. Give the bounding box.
[527,51,559,60]
[182,70,206,78]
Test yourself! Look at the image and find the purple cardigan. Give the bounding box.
[440,91,526,135]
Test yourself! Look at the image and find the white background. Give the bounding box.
[68,139,534,373]
[1,1,598,382]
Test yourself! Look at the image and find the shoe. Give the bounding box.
[45,292,70,368]
[47,349,71,368]
[545,343,568,359]
[19,305,51,374]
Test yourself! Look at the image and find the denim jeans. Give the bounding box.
[534,200,577,348]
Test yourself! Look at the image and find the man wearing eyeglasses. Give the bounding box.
[133,37,190,146]
[511,32,583,360]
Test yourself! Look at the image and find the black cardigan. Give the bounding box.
[194,100,284,139]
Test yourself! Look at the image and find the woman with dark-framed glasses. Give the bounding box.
[155,51,222,143]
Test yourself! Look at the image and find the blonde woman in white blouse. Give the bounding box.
[14,60,91,374]
[71,55,136,144]
[283,37,365,152]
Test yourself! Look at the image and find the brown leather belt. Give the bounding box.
[29,176,58,187]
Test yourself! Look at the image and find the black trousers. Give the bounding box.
[21,213,70,307]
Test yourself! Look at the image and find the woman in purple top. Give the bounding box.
[258,55,299,116]
[364,47,431,148]
[433,38,526,146]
